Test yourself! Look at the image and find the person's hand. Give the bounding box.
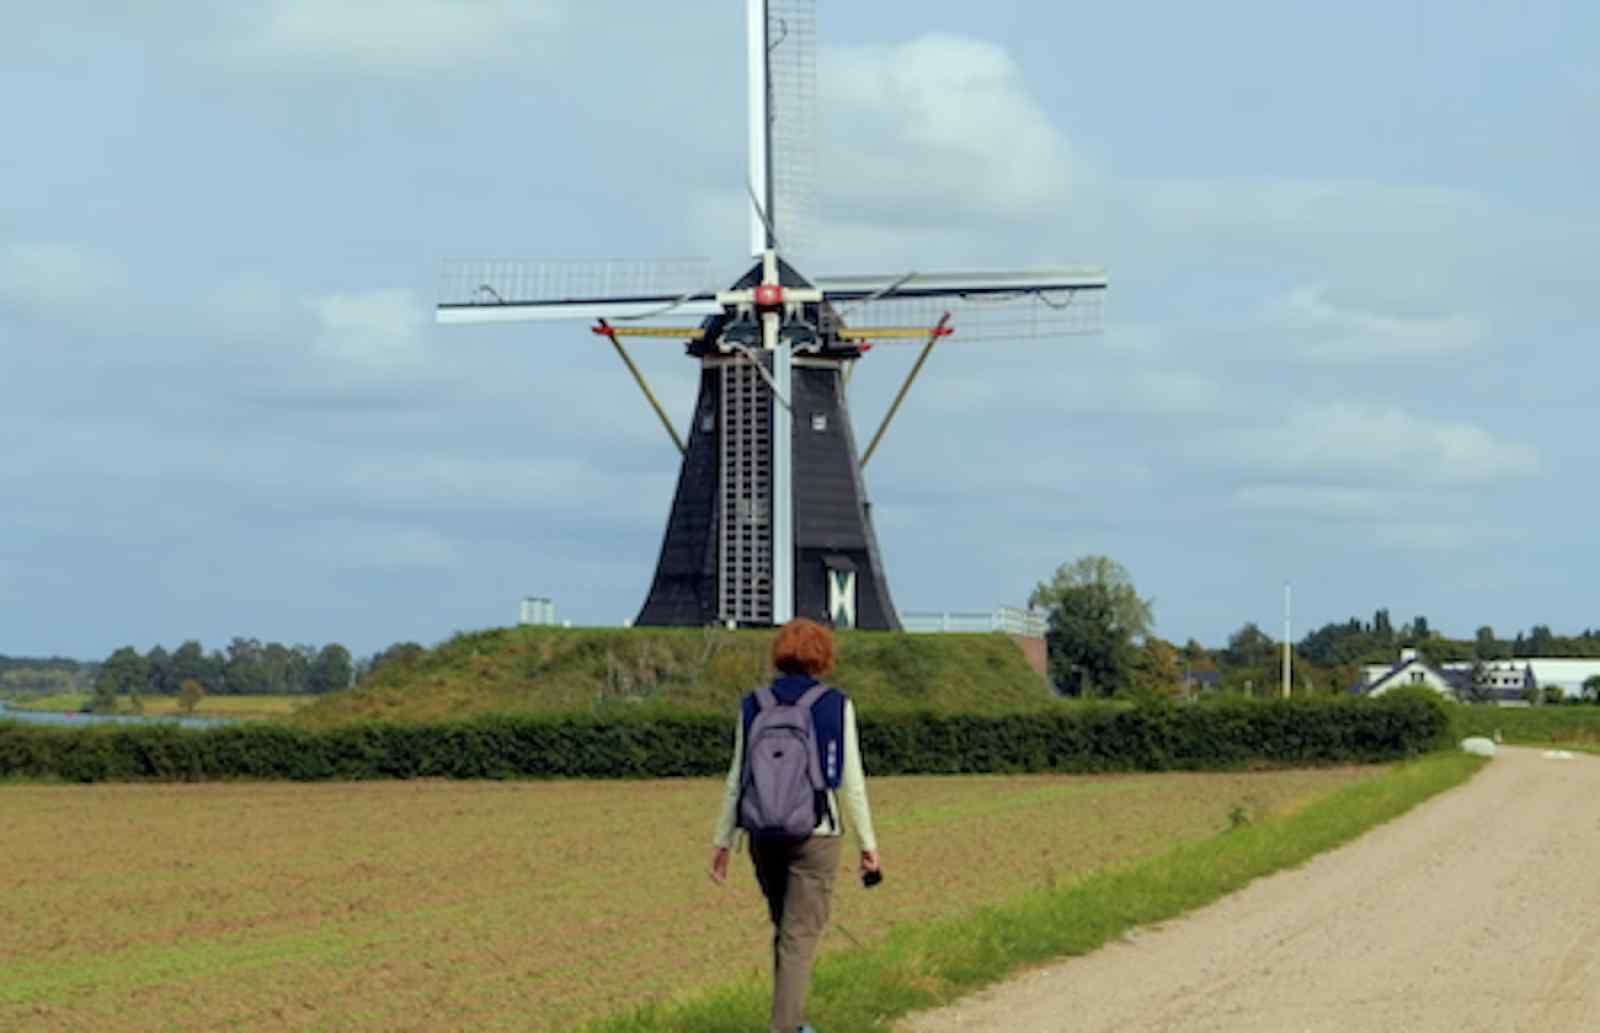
[710,846,731,885]
[859,850,881,876]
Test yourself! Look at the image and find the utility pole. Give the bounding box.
[1282,583,1292,699]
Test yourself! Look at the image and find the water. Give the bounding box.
[0,700,236,730]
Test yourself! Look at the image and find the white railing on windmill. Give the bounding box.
[433,0,1107,630]
[901,607,1050,638]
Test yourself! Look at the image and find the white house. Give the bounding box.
[1360,649,1464,699]
[1356,648,1600,705]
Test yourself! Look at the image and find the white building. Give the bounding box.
[519,597,558,626]
[1357,648,1600,704]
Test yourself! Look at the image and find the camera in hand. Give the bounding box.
[861,869,883,888]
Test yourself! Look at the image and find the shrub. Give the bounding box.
[0,696,1446,782]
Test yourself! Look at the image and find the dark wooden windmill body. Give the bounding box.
[436,0,1106,630]
[636,259,899,629]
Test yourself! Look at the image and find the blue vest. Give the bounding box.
[741,674,847,790]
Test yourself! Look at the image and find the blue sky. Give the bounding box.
[4,1,1596,660]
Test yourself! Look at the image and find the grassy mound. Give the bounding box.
[293,626,1049,726]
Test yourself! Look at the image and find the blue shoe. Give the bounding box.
[798,1027,816,1033]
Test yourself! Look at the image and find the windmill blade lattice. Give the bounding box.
[437,258,724,322]
[766,0,817,263]
[826,287,1103,343]
[816,269,1106,342]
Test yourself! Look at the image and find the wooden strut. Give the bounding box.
[594,320,687,456]
[860,313,953,469]
[725,341,792,411]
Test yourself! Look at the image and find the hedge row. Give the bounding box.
[0,697,1447,783]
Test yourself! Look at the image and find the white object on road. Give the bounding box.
[1461,737,1498,757]
[1543,750,1575,760]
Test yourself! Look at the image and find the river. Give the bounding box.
[0,700,236,730]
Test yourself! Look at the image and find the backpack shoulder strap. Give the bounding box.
[753,685,778,712]
[795,683,830,711]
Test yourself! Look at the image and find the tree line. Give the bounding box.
[0,656,97,697]
[1028,556,1600,700]
[2,640,436,714]
[91,639,357,702]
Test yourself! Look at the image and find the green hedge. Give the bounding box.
[0,697,1446,783]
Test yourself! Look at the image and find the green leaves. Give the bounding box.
[1030,556,1154,697]
[0,697,1447,782]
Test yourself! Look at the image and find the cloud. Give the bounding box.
[344,454,675,521]
[1139,177,1483,242]
[308,288,430,370]
[1232,483,1391,519]
[1227,404,1541,486]
[0,243,127,319]
[1262,287,1488,362]
[1231,482,1508,554]
[287,522,462,570]
[819,34,1077,230]
[215,0,561,76]
[913,346,1224,419]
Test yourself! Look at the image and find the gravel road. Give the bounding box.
[899,747,1600,1033]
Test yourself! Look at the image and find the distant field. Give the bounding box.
[0,766,1389,1033]
[1452,704,1600,746]
[5,693,305,720]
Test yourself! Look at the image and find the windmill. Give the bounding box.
[437,0,1106,631]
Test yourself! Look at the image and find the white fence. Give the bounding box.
[900,606,1047,638]
[519,597,558,626]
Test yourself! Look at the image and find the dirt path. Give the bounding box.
[899,748,1600,1033]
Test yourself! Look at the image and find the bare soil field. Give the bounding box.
[0,767,1381,1032]
[900,747,1600,1033]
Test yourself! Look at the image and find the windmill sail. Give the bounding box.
[436,258,723,323]
[766,0,817,262]
[817,268,1107,342]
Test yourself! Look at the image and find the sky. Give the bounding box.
[4,0,1597,661]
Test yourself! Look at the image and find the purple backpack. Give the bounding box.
[737,684,832,839]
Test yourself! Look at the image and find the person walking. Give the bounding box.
[710,617,881,1033]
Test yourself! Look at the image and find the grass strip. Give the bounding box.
[573,751,1484,1033]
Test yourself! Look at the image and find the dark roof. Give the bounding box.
[1363,657,1441,695]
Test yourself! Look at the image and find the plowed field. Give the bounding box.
[2,767,1386,1032]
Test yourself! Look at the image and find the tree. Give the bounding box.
[1583,675,1600,703]
[1029,556,1153,697]
[260,642,297,694]
[309,644,354,694]
[93,646,148,713]
[1224,623,1277,670]
[224,638,269,695]
[1460,659,1494,704]
[364,641,427,681]
[178,678,206,715]
[1131,638,1183,700]
[170,640,224,695]
[145,645,173,696]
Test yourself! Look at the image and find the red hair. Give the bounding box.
[772,618,837,677]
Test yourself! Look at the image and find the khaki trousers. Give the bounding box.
[750,835,843,1033]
